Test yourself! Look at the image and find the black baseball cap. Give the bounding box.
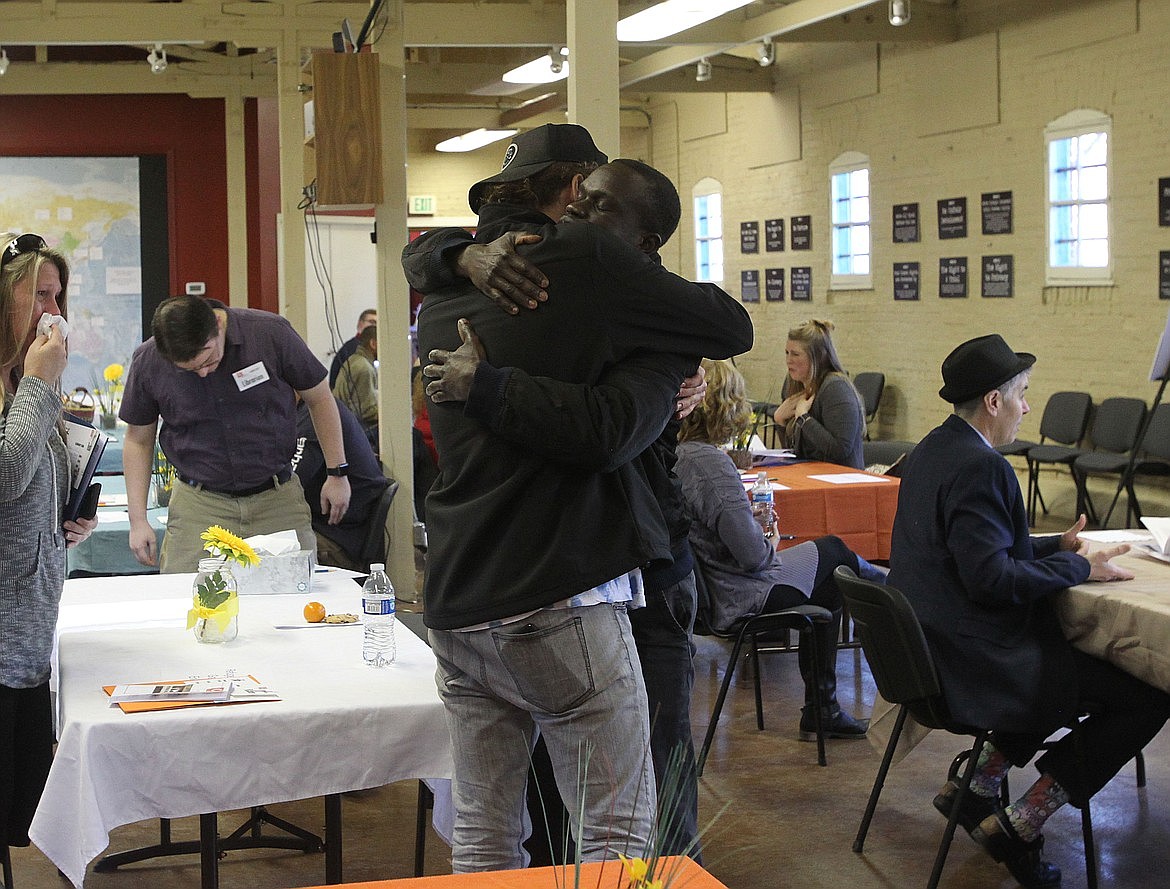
[468,123,607,213]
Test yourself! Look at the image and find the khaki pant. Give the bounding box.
[160,474,316,573]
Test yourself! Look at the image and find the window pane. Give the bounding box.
[852,196,870,224]
[1050,168,1072,202]
[853,224,870,257]
[1080,166,1108,201]
[1080,202,1108,238]
[855,254,870,275]
[831,172,848,202]
[1080,132,1108,166]
[850,169,869,198]
[1081,239,1109,267]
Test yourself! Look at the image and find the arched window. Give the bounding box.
[693,178,723,283]
[1046,109,1112,285]
[829,152,871,289]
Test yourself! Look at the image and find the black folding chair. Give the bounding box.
[693,561,832,772]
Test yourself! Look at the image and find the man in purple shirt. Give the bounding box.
[119,295,351,572]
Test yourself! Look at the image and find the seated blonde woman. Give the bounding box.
[772,319,865,469]
[676,358,884,740]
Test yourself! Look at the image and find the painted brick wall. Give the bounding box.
[647,0,1170,449]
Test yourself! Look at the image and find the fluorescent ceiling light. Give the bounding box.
[435,129,517,153]
[503,47,569,84]
[617,0,755,42]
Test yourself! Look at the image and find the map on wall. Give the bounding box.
[0,157,143,393]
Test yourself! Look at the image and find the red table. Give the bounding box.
[755,461,899,561]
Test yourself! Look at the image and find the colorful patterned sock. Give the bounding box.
[1006,774,1070,842]
[969,741,1009,799]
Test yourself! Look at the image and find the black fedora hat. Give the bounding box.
[938,334,1036,404]
[468,124,607,213]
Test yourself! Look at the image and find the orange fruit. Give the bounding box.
[303,601,326,623]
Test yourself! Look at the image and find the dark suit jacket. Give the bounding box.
[887,414,1090,734]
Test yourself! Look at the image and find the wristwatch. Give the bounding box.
[325,463,350,477]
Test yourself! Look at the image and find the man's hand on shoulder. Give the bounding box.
[456,232,547,314]
[674,364,707,420]
[424,318,486,404]
[1084,542,1135,582]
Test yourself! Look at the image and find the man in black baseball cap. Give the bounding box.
[467,123,607,213]
[886,334,1164,889]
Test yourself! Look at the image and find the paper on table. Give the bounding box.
[109,678,232,704]
[1140,517,1170,554]
[97,510,130,524]
[1078,529,1152,544]
[740,478,789,491]
[809,473,892,485]
[98,493,128,507]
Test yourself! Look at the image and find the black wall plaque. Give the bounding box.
[741,269,760,302]
[765,218,786,251]
[939,256,968,298]
[981,255,1014,298]
[1160,178,1170,227]
[791,267,812,301]
[893,262,920,301]
[791,216,812,250]
[764,267,785,301]
[740,221,760,254]
[981,192,1013,235]
[1161,252,1170,299]
[938,198,968,240]
[893,203,920,244]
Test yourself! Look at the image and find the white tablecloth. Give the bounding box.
[29,572,453,888]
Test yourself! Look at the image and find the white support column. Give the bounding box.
[373,10,416,598]
[276,28,308,334]
[223,84,249,308]
[567,0,620,156]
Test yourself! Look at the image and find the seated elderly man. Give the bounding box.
[887,334,1170,889]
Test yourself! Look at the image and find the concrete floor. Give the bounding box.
[9,481,1170,889]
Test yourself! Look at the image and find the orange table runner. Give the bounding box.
[297,857,729,889]
[757,461,899,561]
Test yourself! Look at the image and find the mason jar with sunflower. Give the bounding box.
[187,525,260,643]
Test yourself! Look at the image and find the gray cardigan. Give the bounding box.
[675,440,819,634]
[0,376,69,688]
[790,373,865,469]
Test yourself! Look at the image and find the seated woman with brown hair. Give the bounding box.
[772,318,865,469]
[676,358,881,740]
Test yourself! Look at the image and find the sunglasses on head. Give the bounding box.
[1,233,49,271]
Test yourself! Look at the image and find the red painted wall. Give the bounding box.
[0,93,231,304]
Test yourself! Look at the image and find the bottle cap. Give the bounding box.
[370,562,385,572]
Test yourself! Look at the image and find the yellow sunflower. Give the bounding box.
[201,525,261,567]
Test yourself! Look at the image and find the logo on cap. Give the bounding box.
[500,143,518,171]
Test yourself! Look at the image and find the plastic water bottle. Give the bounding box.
[751,471,776,539]
[362,563,396,667]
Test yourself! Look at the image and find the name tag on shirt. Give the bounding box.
[233,361,270,391]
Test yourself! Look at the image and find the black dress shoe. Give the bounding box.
[972,810,1062,888]
[932,780,1000,837]
[798,709,869,741]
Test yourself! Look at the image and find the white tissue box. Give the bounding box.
[235,550,314,595]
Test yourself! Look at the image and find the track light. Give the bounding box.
[0,49,8,76]
[695,57,712,83]
[756,40,775,67]
[147,43,167,74]
[889,0,911,26]
[548,46,565,75]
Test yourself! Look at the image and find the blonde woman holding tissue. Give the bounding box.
[0,232,96,866]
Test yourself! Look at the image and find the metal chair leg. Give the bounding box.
[697,633,750,776]
[852,708,907,852]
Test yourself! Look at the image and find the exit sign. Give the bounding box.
[409,195,436,215]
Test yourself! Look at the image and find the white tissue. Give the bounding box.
[37,312,69,341]
[243,529,301,556]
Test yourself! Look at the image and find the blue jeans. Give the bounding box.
[628,573,700,860]
[431,603,657,872]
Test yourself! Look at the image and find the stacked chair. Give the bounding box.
[1068,397,1149,527]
